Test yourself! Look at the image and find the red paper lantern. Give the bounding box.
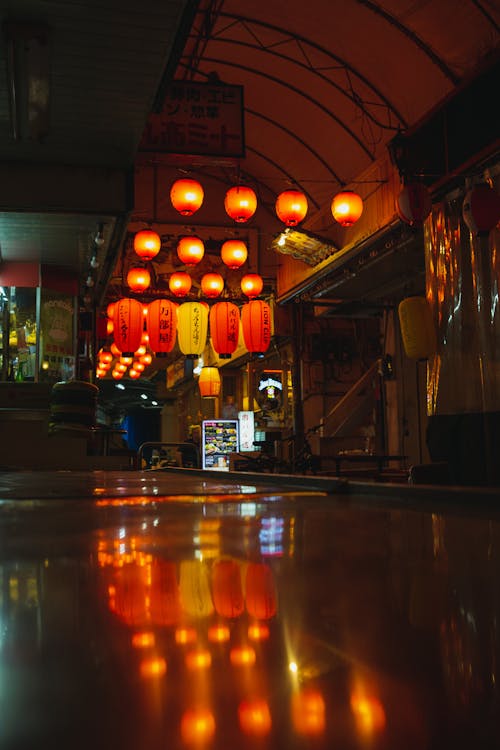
[224,185,257,223]
[177,236,205,266]
[113,297,144,356]
[221,239,248,269]
[198,366,221,398]
[133,229,161,260]
[177,301,209,358]
[201,273,224,298]
[210,301,240,359]
[170,178,204,216]
[331,190,363,227]
[211,559,244,618]
[245,563,277,620]
[241,273,263,299]
[127,267,151,292]
[147,298,177,356]
[106,302,115,319]
[462,182,500,236]
[111,369,123,380]
[169,271,192,298]
[397,183,432,227]
[275,189,308,226]
[241,300,272,357]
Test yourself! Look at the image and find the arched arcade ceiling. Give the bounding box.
[123,0,500,313]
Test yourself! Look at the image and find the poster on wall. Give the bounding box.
[40,291,75,381]
[202,419,239,471]
[238,411,255,452]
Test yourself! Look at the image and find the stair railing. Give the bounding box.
[321,358,381,439]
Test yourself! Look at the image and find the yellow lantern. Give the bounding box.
[177,301,209,359]
[198,367,221,398]
[398,296,436,359]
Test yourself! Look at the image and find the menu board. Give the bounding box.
[202,420,239,471]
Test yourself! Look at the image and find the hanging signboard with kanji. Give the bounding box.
[139,81,245,160]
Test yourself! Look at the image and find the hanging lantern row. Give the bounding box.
[167,178,364,228]
[105,297,273,368]
[155,178,500,238]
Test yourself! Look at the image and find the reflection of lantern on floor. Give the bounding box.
[211,558,244,618]
[112,564,149,626]
[179,560,214,618]
[210,301,240,359]
[150,560,180,626]
[238,699,272,736]
[292,690,326,735]
[245,562,277,619]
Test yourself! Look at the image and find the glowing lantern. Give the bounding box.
[128,368,141,379]
[115,363,127,373]
[170,178,204,216]
[119,356,133,365]
[211,558,244,618]
[210,301,240,359]
[241,273,263,299]
[106,319,114,335]
[177,302,209,359]
[398,296,436,360]
[275,189,308,226]
[150,560,180,626]
[331,190,363,227]
[201,273,224,298]
[177,236,205,266]
[241,300,272,357]
[198,367,221,398]
[98,349,113,365]
[106,302,115,319]
[113,297,144,356]
[147,299,177,356]
[140,353,153,366]
[110,342,121,357]
[111,370,123,380]
[224,185,257,223]
[132,361,145,372]
[462,182,500,236]
[396,182,432,226]
[169,271,192,298]
[127,267,151,292]
[221,239,248,269]
[133,229,161,260]
[245,562,277,619]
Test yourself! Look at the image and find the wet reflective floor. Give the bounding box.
[0,470,499,749]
